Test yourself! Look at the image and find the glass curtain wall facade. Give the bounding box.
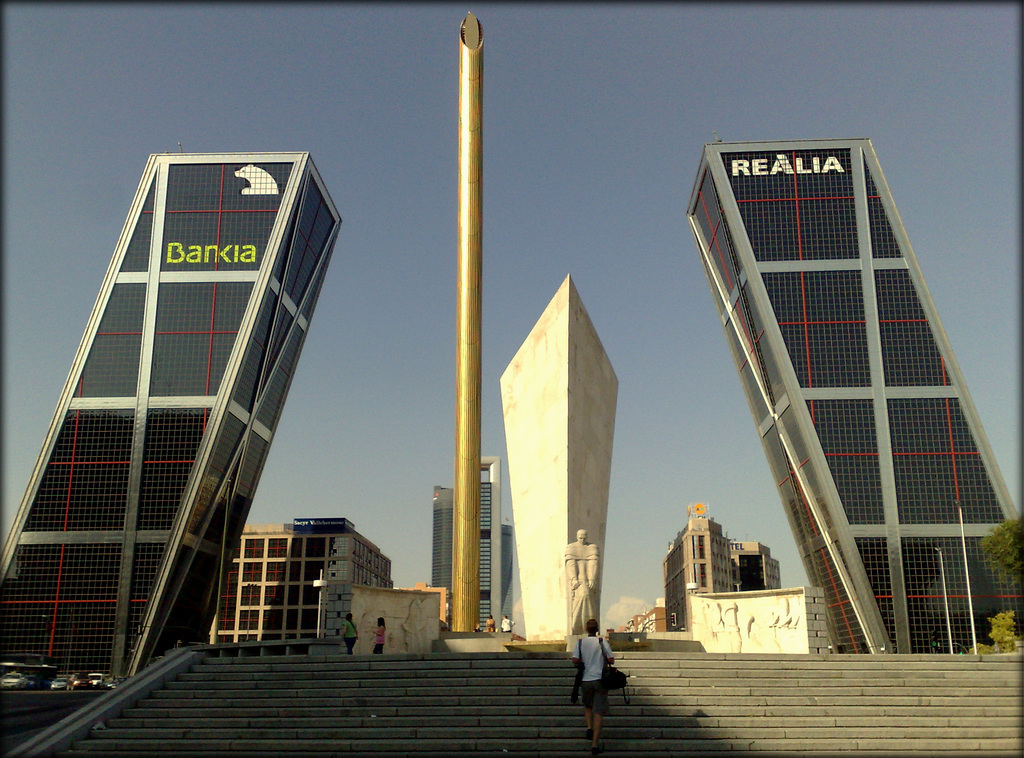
[0,153,341,675]
[431,457,503,624]
[686,138,1019,653]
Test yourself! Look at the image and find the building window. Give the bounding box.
[242,562,262,582]
[240,584,261,606]
[265,561,286,582]
[262,608,284,630]
[243,539,264,559]
[263,585,284,606]
[267,538,288,557]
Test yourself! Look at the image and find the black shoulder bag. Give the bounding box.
[599,639,630,702]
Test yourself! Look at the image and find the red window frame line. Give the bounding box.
[48,458,132,466]
[799,272,811,385]
[778,319,865,326]
[2,598,118,606]
[153,330,238,335]
[164,208,278,214]
[891,391,978,489]
[2,591,119,655]
[737,193,856,204]
[695,170,734,292]
[819,549,861,653]
[776,455,820,538]
[879,319,949,386]
[731,304,764,374]
[906,593,1023,600]
[736,148,856,266]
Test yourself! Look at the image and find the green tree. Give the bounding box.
[980,518,1023,583]
[988,611,1017,653]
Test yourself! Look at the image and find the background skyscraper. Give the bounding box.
[431,457,503,625]
[500,521,514,619]
[687,138,1020,653]
[0,153,340,675]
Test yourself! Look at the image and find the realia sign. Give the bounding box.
[731,154,845,177]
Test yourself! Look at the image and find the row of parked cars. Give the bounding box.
[1,671,121,690]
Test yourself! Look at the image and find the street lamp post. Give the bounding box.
[934,547,954,654]
[955,501,979,653]
[313,569,328,638]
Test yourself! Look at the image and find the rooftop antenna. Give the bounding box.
[713,131,722,142]
[177,142,183,152]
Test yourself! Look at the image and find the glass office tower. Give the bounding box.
[0,153,340,675]
[686,139,1019,653]
[431,457,503,625]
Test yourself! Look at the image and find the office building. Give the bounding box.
[624,600,667,634]
[500,521,514,618]
[431,457,503,625]
[663,514,733,631]
[686,138,1020,652]
[0,153,341,674]
[212,518,391,642]
[730,541,781,593]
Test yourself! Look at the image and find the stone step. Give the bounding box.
[146,688,1015,704]
[141,692,1017,712]
[80,723,1021,740]
[59,735,1024,754]
[116,703,1018,719]
[36,649,1021,757]
[179,667,1020,684]
[103,714,1023,733]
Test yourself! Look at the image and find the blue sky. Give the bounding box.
[3,3,1019,632]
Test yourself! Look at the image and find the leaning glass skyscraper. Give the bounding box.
[0,153,340,675]
[686,138,1019,653]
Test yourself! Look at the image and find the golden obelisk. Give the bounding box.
[452,12,483,633]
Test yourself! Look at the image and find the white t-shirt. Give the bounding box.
[575,635,613,682]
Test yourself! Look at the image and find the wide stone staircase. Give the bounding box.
[15,645,1023,757]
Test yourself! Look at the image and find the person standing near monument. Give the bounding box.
[373,617,386,654]
[342,612,358,655]
[572,617,613,755]
[500,614,514,633]
[565,529,600,635]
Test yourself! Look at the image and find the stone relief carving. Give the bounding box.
[564,529,600,635]
[692,592,806,654]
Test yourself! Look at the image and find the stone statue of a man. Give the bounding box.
[564,529,600,635]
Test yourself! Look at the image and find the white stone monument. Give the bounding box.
[500,275,617,640]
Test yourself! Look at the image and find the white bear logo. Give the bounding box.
[234,164,279,195]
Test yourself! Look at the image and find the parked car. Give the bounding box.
[69,672,95,690]
[1,673,30,690]
[50,676,70,690]
[23,674,48,690]
[88,673,106,689]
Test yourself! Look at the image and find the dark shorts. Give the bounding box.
[581,680,609,715]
